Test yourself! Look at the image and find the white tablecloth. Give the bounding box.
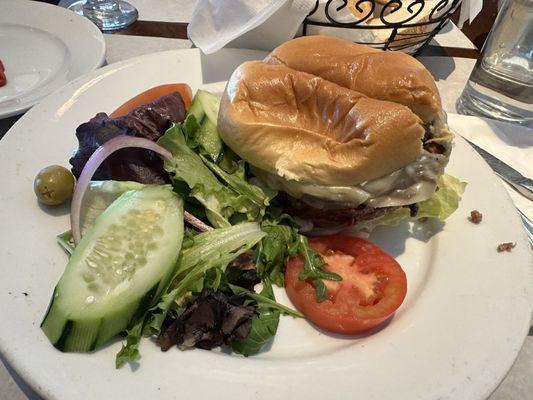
[1,4,532,400]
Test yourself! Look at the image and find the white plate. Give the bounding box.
[0,0,105,118]
[0,49,531,400]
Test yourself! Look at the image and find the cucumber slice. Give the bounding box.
[187,93,205,122]
[188,90,220,125]
[188,90,223,162]
[195,90,220,125]
[197,118,223,163]
[41,185,184,352]
[80,180,145,237]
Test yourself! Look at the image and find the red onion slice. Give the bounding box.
[183,212,213,233]
[70,135,211,245]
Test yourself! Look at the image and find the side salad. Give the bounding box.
[35,85,465,367]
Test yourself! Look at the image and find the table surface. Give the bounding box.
[1,1,531,400]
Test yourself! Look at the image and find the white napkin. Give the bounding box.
[188,0,315,54]
[448,114,533,221]
[457,0,484,28]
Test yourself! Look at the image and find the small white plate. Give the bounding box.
[0,49,531,400]
[0,0,105,118]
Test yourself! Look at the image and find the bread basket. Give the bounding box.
[302,0,463,54]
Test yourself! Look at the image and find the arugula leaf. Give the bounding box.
[255,218,340,303]
[228,283,303,318]
[255,222,298,287]
[296,235,342,303]
[231,280,281,356]
[115,318,143,368]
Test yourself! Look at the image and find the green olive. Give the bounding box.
[34,165,75,206]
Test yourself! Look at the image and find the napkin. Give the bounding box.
[448,114,533,221]
[457,0,484,29]
[188,0,315,54]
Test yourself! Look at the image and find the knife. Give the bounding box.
[462,137,533,202]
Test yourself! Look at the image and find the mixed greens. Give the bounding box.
[40,89,466,367]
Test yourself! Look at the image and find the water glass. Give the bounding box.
[69,0,138,32]
[457,0,533,127]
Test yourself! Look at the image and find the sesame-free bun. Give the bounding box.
[218,60,425,186]
[265,35,441,123]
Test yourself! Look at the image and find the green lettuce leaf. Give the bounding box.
[417,173,467,220]
[203,157,272,210]
[116,223,265,367]
[115,317,143,368]
[158,124,232,227]
[142,223,266,337]
[354,173,466,231]
[158,124,270,227]
[142,289,182,337]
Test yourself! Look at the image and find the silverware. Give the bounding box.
[462,137,533,201]
[517,208,533,248]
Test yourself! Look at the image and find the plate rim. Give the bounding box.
[0,0,106,118]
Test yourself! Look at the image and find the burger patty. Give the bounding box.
[275,193,411,230]
[423,127,447,155]
[269,127,443,230]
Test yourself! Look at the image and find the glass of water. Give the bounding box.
[457,0,532,127]
[69,0,138,32]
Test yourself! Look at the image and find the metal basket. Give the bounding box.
[302,0,463,54]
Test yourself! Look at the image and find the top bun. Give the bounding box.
[265,35,441,123]
[218,60,424,186]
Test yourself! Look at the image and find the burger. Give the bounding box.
[217,35,455,233]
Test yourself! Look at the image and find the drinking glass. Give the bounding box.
[69,0,138,32]
[457,0,533,127]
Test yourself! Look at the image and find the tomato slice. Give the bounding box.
[285,235,407,334]
[110,83,192,118]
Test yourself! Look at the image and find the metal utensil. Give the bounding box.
[517,208,533,248]
[462,137,533,201]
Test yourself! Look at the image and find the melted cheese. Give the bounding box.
[252,150,449,208]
